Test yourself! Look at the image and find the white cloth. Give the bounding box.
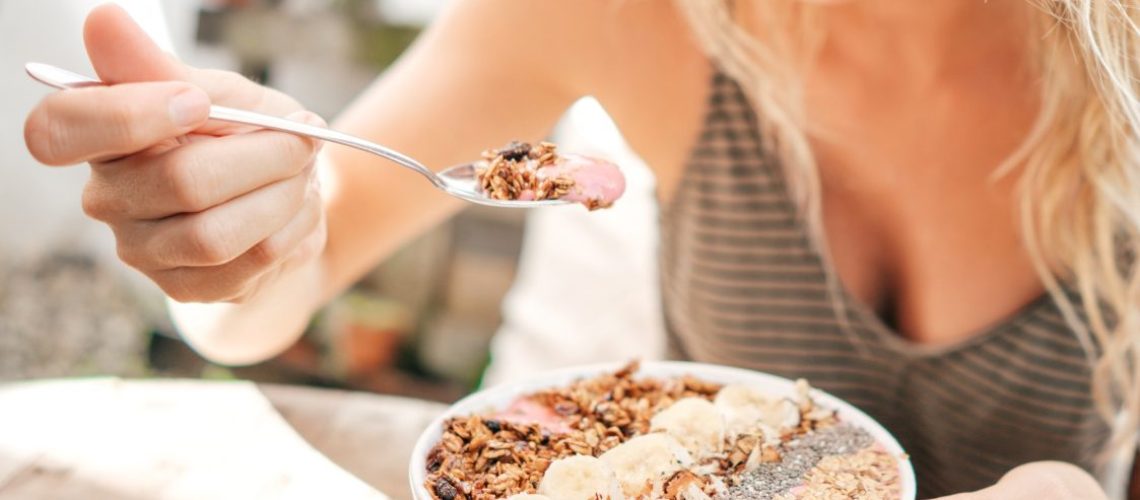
[482,98,666,386]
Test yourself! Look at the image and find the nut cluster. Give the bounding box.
[475,141,575,201]
[426,416,553,500]
[528,361,723,440]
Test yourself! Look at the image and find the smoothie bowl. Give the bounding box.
[409,361,916,500]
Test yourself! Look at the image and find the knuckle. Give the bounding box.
[184,216,233,266]
[246,239,286,270]
[80,182,114,220]
[164,151,211,213]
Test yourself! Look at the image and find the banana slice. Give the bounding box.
[714,385,770,435]
[759,398,800,430]
[599,433,693,498]
[650,398,726,457]
[714,385,800,436]
[537,455,624,500]
[506,495,553,500]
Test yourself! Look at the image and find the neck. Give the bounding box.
[818,0,1034,80]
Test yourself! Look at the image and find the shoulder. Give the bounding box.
[428,0,703,94]
[424,0,710,189]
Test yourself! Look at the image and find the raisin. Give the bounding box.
[496,141,531,161]
[484,419,502,433]
[434,477,458,500]
[426,446,444,472]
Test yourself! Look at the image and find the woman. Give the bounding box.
[24,1,1135,497]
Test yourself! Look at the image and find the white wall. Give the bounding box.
[0,1,171,264]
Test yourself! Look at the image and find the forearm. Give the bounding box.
[166,0,596,364]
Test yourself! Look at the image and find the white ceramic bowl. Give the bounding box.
[410,361,916,499]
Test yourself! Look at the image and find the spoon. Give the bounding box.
[25,62,569,208]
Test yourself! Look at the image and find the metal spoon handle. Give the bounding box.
[24,62,441,187]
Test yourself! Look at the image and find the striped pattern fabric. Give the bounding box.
[659,72,1108,497]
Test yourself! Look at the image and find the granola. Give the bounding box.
[473,141,624,210]
[476,141,571,202]
[773,448,901,500]
[422,362,902,500]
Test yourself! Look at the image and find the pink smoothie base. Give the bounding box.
[491,398,572,434]
[512,154,626,208]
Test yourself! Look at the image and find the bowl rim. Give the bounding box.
[409,360,917,499]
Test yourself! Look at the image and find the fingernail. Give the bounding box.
[169,88,209,128]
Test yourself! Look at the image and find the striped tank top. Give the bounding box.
[659,71,1109,497]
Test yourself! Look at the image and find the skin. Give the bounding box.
[21,1,1119,496]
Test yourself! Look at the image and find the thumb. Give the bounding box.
[83,3,188,84]
[81,2,304,130]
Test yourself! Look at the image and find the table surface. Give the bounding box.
[0,378,447,500]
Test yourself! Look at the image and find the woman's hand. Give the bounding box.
[24,4,325,304]
[21,0,591,365]
[936,462,1107,500]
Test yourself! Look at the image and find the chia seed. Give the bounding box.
[721,425,875,499]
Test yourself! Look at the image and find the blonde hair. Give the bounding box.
[673,0,1140,476]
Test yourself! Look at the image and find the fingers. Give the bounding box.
[934,462,1108,500]
[83,125,322,220]
[151,189,324,303]
[25,82,210,166]
[995,462,1106,500]
[46,3,328,307]
[115,170,314,271]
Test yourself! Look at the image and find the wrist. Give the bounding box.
[167,253,324,366]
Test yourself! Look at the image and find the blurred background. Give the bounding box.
[0,0,665,403]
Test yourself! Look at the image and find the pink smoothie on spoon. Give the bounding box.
[475,141,625,210]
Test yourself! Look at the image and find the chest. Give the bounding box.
[588,9,1048,344]
[799,62,1046,342]
[609,73,1047,345]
